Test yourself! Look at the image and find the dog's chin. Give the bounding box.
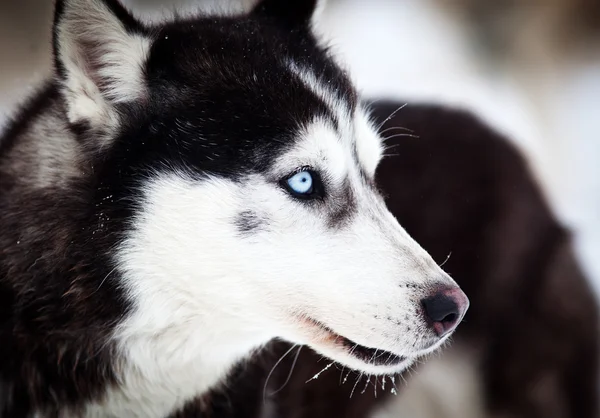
[311,342,416,376]
[293,316,441,376]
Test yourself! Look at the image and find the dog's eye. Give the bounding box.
[282,169,323,200]
[288,171,313,194]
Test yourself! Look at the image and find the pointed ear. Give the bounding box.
[53,0,151,130]
[251,0,326,31]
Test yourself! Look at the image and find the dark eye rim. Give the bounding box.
[279,167,325,201]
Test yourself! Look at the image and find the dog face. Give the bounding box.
[54,0,468,380]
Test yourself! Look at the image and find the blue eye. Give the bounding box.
[287,171,313,194]
[282,169,323,200]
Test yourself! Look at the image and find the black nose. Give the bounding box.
[421,287,469,337]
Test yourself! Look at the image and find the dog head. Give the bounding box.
[53,0,468,377]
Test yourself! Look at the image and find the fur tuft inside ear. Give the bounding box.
[252,0,326,31]
[53,0,151,131]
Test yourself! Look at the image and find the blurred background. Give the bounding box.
[0,0,598,415]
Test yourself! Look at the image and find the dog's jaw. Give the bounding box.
[287,315,454,377]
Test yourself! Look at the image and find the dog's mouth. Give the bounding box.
[302,317,406,367]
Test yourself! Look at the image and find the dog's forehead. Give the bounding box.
[146,17,355,128]
[131,16,376,176]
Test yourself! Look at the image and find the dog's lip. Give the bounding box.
[301,316,407,367]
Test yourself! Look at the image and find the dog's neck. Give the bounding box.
[84,314,272,418]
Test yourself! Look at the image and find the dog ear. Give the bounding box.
[251,0,326,31]
[53,0,151,135]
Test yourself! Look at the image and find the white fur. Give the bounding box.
[56,0,150,134]
[286,63,384,176]
[85,176,279,417]
[355,106,385,176]
[90,114,461,415]
[286,61,354,135]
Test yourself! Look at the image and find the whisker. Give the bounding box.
[342,369,353,385]
[383,133,420,141]
[268,345,302,397]
[373,376,378,398]
[439,251,453,268]
[381,143,402,159]
[262,344,298,403]
[350,373,363,398]
[390,375,399,395]
[379,126,414,136]
[339,365,346,385]
[376,103,408,132]
[93,266,117,295]
[305,362,334,383]
[398,372,409,387]
[382,143,401,152]
[360,375,371,394]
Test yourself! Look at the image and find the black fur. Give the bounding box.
[253,0,320,29]
[137,18,352,178]
[205,102,599,418]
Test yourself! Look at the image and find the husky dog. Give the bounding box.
[0,0,469,416]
